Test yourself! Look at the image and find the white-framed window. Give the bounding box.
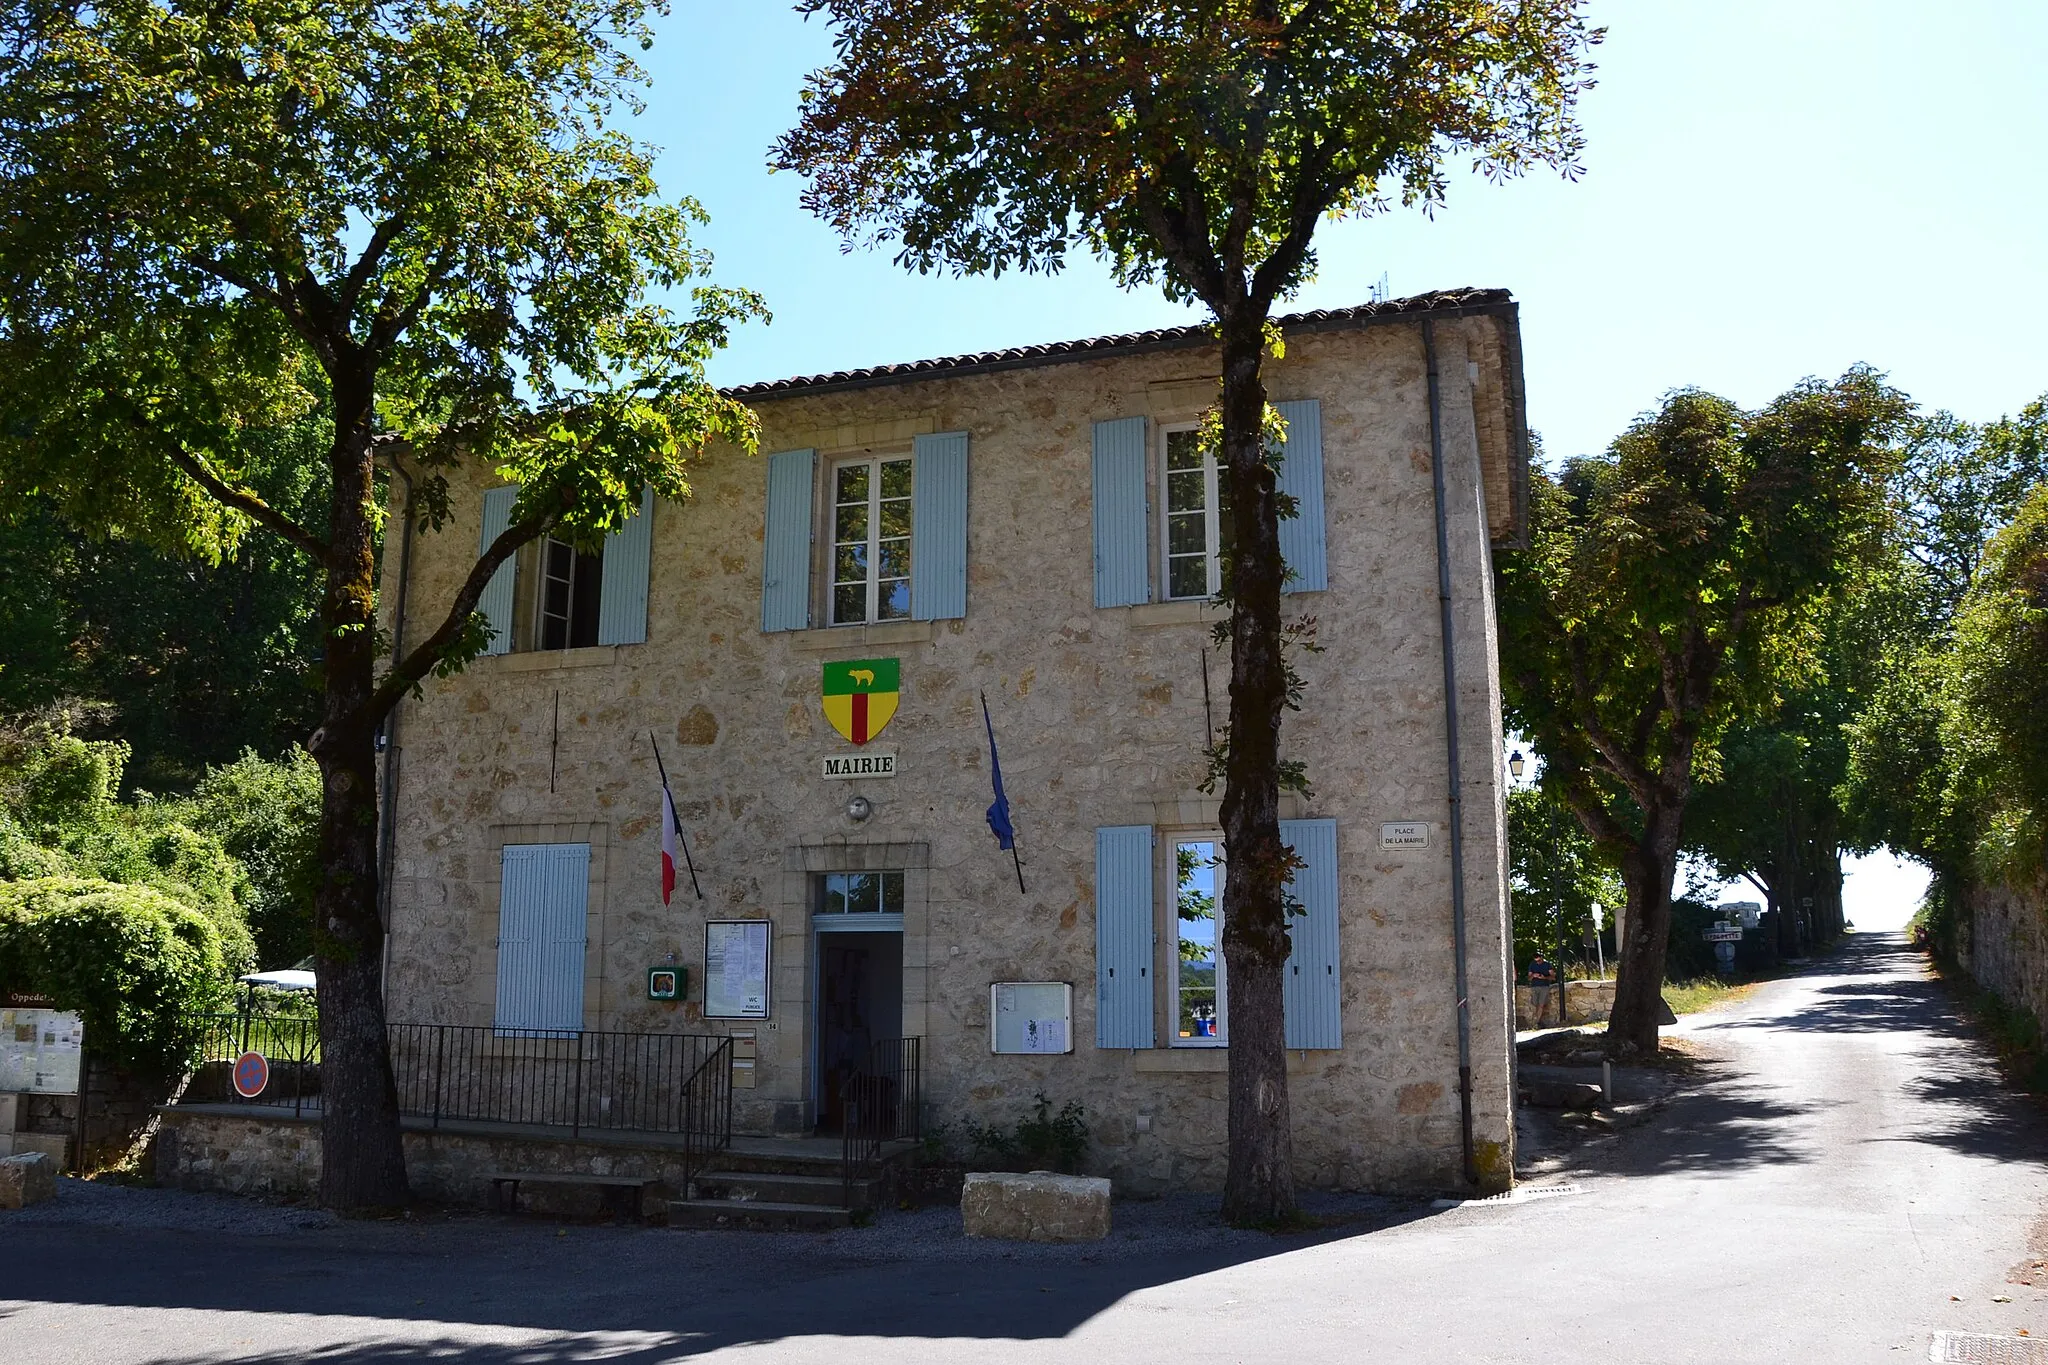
[534,535,604,650]
[830,455,914,625]
[1173,838,1226,1045]
[1162,427,1231,600]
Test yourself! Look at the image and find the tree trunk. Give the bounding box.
[1606,804,1684,1058]
[309,390,410,1211]
[1215,314,1297,1226]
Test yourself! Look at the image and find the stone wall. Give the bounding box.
[155,1108,698,1216]
[376,309,1525,1194]
[1958,875,2048,1032]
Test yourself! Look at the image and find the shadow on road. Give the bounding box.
[0,1198,1443,1359]
[1587,932,2048,1182]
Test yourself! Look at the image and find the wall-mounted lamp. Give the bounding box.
[1508,750,1526,781]
[845,795,873,822]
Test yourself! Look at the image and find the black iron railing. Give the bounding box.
[842,1036,921,1206]
[184,1015,733,1171]
[186,1013,323,1115]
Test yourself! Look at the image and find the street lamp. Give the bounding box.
[1508,750,1526,782]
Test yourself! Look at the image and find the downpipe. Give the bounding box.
[1424,319,1479,1188]
[376,460,417,1007]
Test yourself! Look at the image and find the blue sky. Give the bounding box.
[636,1,2048,461]
[631,3,2035,927]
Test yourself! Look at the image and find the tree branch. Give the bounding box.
[337,212,409,318]
[362,498,562,725]
[140,421,334,566]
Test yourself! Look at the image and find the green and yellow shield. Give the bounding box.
[822,658,900,746]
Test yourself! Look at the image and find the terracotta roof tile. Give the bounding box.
[725,287,1513,400]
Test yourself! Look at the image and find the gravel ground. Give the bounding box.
[2,1176,1415,1266]
[4,1177,340,1236]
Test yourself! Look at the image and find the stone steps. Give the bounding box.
[666,1197,853,1231]
[691,1168,876,1210]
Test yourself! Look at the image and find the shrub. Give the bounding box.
[963,1093,1090,1174]
[179,749,320,969]
[0,877,231,1072]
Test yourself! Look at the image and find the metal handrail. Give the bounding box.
[841,1036,921,1206]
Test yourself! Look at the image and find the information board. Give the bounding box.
[989,982,1074,1055]
[0,1008,84,1094]
[704,920,772,1019]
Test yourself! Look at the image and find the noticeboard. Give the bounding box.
[0,1007,84,1095]
[989,982,1074,1055]
[704,920,772,1019]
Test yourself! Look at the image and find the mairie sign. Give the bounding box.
[822,658,899,746]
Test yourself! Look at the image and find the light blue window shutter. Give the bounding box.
[495,842,589,1036]
[761,449,816,633]
[596,485,654,646]
[1274,400,1327,593]
[911,431,969,620]
[476,485,521,656]
[1095,825,1155,1048]
[1092,417,1150,608]
[1279,818,1341,1048]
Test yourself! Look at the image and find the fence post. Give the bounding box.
[571,1031,585,1139]
[433,1026,445,1130]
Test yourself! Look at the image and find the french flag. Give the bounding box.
[660,783,679,906]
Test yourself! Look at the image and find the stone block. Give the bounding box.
[961,1171,1111,1243]
[0,1152,56,1209]
[0,1093,20,1132]
[10,1133,69,1167]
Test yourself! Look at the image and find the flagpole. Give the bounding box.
[647,731,704,900]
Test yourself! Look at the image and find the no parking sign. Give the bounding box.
[232,1050,269,1098]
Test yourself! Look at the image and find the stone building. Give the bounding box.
[375,287,1530,1195]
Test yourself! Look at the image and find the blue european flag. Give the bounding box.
[981,692,1015,850]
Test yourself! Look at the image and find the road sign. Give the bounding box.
[232,1050,270,1098]
[1703,930,1744,943]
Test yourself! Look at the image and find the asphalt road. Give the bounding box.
[4,930,2045,1363]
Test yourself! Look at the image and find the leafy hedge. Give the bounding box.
[0,877,231,1072]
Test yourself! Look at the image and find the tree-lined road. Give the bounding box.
[3,932,2043,1362]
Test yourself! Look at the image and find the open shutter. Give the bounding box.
[596,485,654,646]
[477,485,520,656]
[495,842,589,1036]
[761,449,816,632]
[1092,417,1150,608]
[1279,818,1341,1048]
[911,431,969,620]
[1274,399,1327,593]
[1095,825,1155,1048]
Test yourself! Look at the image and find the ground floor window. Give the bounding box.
[1174,839,1225,1045]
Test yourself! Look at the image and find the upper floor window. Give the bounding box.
[1174,839,1226,1045]
[1162,428,1231,601]
[535,536,604,650]
[831,456,914,625]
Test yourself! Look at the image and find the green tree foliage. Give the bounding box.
[0,424,326,793]
[776,0,1599,1218]
[0,877,231,1073]
[1507,785,1620,974]
[1842,399,2048,929]
[1498,373,1908,1057]
[0,0,761,1208]
[183,750,322,970]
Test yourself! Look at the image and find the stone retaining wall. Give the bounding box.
[153,1107,700,1216]
[1958,875,2048,1033]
